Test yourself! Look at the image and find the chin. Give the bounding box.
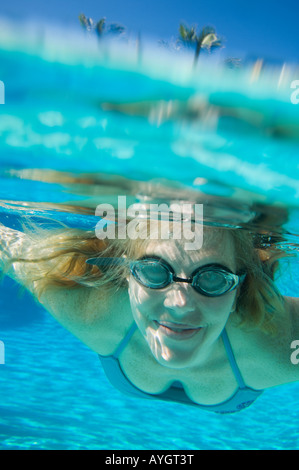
[145,326,204,368]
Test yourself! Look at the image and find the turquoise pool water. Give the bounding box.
[0,21,299,450]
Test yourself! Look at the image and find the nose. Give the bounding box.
[163,284,195,315]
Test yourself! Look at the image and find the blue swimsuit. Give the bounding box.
[99,323,263,413]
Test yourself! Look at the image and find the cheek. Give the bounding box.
[128,277,164,314]
[199,290,237,318]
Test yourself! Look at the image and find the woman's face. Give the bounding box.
[128,227,239,369]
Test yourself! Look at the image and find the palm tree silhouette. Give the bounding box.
[78,13,94,32]
[78,13,125,41]
[178,23,223,66]
[95,17,106,39]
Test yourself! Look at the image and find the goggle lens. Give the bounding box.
[132,261,171,288]
[132,259,242,297]
[192,270,234,296]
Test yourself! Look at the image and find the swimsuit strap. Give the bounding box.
[113,322,138,359]
[222,328,247,389]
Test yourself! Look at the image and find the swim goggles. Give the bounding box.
[86,256,246,297]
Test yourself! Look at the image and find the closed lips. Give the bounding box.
[154,321,203,339]
[156,321,201,331]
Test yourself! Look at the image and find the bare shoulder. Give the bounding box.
[39,285,132,355]
[228,297,299,389]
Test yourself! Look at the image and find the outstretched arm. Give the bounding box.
[0,222,130,355]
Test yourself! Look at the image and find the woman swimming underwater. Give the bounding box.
[0,211,298,414]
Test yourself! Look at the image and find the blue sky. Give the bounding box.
[0,0,298,62]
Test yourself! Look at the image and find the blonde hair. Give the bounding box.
[4,216,288,335]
